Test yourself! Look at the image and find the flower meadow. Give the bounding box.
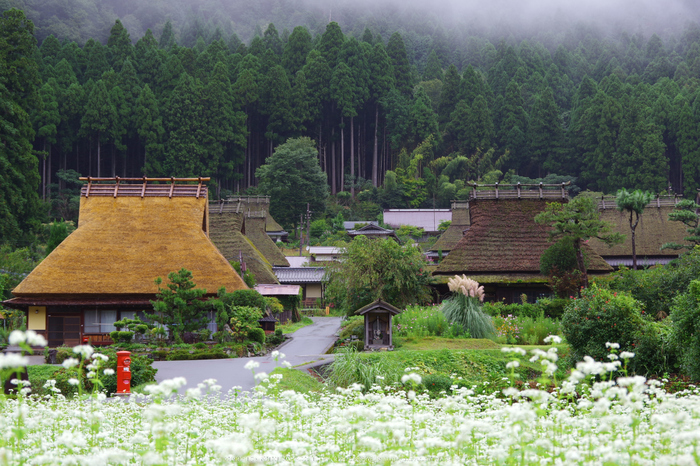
[3,332,700,464]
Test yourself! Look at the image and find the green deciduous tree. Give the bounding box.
[325,236,433,314]
[615,188,655,270]
[535,196,623,288]
[256,137,328,229]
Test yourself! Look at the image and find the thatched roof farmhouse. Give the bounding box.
[4,177,248,347]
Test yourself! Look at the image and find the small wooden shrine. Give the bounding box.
[354,299,402,350]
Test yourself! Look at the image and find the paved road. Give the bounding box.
[152,316,341,394]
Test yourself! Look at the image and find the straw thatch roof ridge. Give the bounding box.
[208,211,280,284]
[243,217,290,267]
[436,199,611,275]
[589,206,690,257]
[13,196,248,296]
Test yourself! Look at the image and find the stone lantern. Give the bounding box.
[354,299,402,350]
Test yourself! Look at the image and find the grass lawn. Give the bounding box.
[276,316,314,334]
[394,336,501,351]
[269,367,325,393]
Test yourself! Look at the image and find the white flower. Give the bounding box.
[62,358,79,369]
[620,351,635,359]
[103,369,115,376]
[244,360,259,371]
[506,361,520,369]
[68,378,80,386]
[543,335,562,344]
[605,342,620,349]
[254,372,269,381]
[0,353,28,370]
[401,373,422,384]
[281,361,292,368]
[72,345,94,358]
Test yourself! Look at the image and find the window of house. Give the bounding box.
[84,310,118,333]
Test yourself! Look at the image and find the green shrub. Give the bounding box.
[670,280,700,379]
[339,317,364,341]
[220,289,267,310]
[266,332,285,347]
[166,349,229,361]
[194,342,207,350]
[228,306,264,342]
[540,237,579,275]
[609,247,700,318]
[633,320,679,376]
[561,285,644,362]
[109,331,134,343]
[248,327,265,345]
[422,374,453,397]
[483,301,541,319]
[44,346,74,364]
[537,298,570,319]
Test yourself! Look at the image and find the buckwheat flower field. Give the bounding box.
[2,334,700,465]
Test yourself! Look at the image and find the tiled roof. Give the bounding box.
[273,267,325,283]
[436,199,612,275]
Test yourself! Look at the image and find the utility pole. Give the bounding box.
[306,203,312,250]
[299,214,304,256]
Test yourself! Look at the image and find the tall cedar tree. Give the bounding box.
[0,8,42,244]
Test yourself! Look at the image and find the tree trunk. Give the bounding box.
[350,115,355,198]
[42,140,47,201]
[331,126,336,194]
[574,237,588,290]
[97,132,101,178]
[340,119,345,192]
[47,142,52,201]
[630,210,641,271]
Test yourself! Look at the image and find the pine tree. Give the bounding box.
[438,64,461,128]
[159,20,176,49]
[80,80,117,177]
[368,41,394,186]
[677,101,700,195]
[282,26,312,77]
[318,22,344,69]
[107,19,133,73]
[136,84,164,176]
[387,32,412,97]
[423,50,443,81]
[528,87,563,177]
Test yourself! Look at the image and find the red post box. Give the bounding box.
[116,351,131,394]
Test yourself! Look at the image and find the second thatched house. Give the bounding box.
[434,193,612,303]
[208,197,290,284]
[588,196,692,268]
[3,178,248,347]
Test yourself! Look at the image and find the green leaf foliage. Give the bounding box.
[561,285,644,363]
[325,236,433,314]
[256,137,328,229]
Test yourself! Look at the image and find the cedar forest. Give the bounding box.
[2,0,700,247]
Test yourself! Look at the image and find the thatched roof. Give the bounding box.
[208,211,280,284]
[430,201,470,253]
[435,199,612,276]
[243,217,290,267]
[589,205,690,257]
[12,194,248,298]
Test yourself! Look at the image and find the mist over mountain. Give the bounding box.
[5,0,700,47]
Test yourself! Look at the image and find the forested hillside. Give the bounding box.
[2,1,700,245]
